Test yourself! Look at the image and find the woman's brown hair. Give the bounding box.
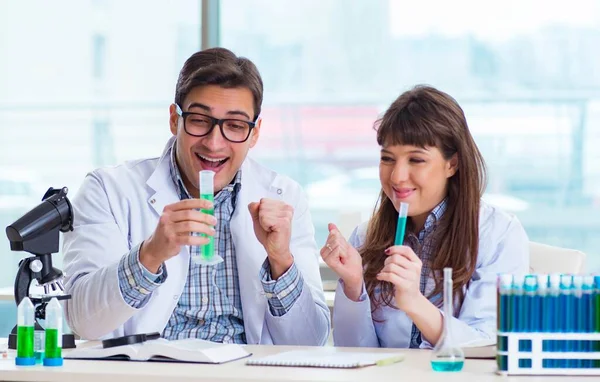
[362,85,487,310]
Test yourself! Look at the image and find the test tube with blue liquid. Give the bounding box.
[594,275,600,367]
[559,274,574,368]
[536,274,552,368]
[497,274,512,372]
[394,202,408,246]
[431,268,464,372]
[524,275,538,351]
[581,275,594,365]
[498,274,513,333]
[572,276,584,368]
[193,170,222,265]
[548,274,561,368]
[511,274,525,334]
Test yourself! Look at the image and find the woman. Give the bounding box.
[321,85,529,348]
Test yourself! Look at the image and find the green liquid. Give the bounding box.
[44,328,62,359]
[431,360,464,372]
[17,326,34,358]
[394,216,407,246]
[200,193,215,261]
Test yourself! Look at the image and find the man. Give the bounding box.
[62,47,330,345]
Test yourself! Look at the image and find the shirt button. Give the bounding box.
[150,198,156,204]
[276,188,282,195]
[265,293,274,298]
[202,297,209,304]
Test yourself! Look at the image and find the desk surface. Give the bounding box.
[0,287,12,302]
[0,287,337,308]
[0,341,591,382]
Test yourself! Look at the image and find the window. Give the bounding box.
[1,0,599,295]
[221,0,600,272]
[0,0,201,287]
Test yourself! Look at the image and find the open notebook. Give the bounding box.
[246,349,404,369]
[64,338,250,364]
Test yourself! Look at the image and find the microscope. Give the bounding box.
[5,187,76,350]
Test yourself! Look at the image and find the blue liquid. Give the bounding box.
[512,292,524,332]
[581,292,592,368]
[548,294,559,367]
[394,216,407,246]
[431,360,464,372]
[511,293,518,332]
[500,294,511,332]
[560,292,575,368]
[524,293,536,351]
[576,294,586,368]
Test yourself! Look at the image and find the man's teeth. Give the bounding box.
[198,155,226,162]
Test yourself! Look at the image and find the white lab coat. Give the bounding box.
[62,137,330,345]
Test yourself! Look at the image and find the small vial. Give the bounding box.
[16,297,35,366]
[43,297,63,366]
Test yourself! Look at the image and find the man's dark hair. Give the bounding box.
[175,47,264,120]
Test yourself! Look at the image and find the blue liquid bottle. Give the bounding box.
[548,274,561,368]
[431,268,464,372]
[537,274,551,369]
[581,275,594,368]
[524,275,538,352]
[559,274,573,368]
[512,274,525,333]
[572,276,583,368]
[497,274,513,372]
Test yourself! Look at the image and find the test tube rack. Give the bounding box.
[496,332,600,375]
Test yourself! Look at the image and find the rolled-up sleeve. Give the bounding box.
[118,243,167,309]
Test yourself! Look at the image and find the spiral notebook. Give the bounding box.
[246,349,404,369]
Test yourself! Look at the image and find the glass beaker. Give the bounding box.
[430,267,464,372]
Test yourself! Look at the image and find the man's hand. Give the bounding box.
[140,199,216,273]
[248,198,294,279]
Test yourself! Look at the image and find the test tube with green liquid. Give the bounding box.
[43,297,63,366]
[196,170,215,264]
[394,202,409,246]
[16,297,35,366]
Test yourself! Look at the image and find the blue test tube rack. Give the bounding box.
[496,273,600,376]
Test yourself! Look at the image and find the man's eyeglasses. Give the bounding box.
[175,104,256,143]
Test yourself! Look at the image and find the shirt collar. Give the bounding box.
[424,198,447,231]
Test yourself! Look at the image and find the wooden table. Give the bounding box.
[0,340,589,382]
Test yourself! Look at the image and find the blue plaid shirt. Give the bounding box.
[406,199,447,348]
[117,141,304,343]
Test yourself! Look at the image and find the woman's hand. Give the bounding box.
[320,223,364,301]
[376,245,423,310]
